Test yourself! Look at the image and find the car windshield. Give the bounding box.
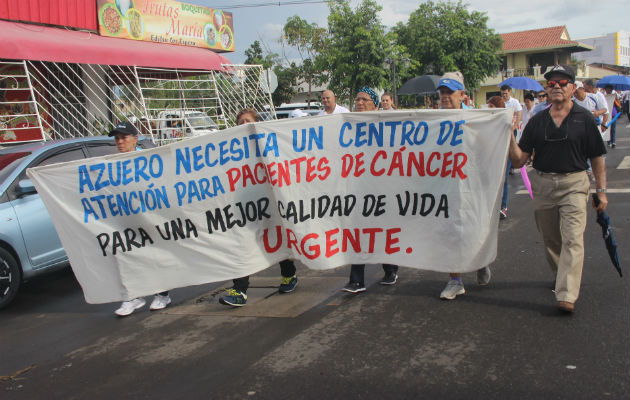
[187,113,218,130]
[0,152,31,183]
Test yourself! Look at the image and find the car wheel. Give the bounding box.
[0,248,22,309]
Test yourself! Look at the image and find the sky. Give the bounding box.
[194,0,630,64]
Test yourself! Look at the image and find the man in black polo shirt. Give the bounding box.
[508,64,608,313]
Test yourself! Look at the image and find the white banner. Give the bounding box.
[28,109,512,303]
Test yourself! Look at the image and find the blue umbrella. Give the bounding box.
[596,75,630,91]
[499,76,544,91]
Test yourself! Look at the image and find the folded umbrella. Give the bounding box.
[592,194,622,277]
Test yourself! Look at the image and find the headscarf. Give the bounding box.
[357,86,379,107]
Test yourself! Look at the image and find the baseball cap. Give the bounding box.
[543,64,575,82]
[574,80,584,89]
[108,121,138,137]
[437,71,465,92]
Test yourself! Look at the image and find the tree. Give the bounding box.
[393,0,502,90]
[244,40,275,69]
[322,0,388,102]
[281,16,327,107]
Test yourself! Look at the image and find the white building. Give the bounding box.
[573,31,630,67]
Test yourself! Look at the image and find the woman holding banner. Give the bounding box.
[342,87,400,293]
[219,109,299,307]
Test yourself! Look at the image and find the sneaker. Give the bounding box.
[342,282,366,293]
[380,272,398,285]
[115,298,146,316]
[219,289,247,307]
[612,143,616,148]
[440,279,465,300]
[499,208,507,220]
[476,266,491,286]
[150,294,171,310]
[279,275,298,293]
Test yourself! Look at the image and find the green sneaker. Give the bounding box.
[219,289,247,307]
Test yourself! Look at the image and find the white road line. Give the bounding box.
[516,189,630,195]
[618,156,630,170]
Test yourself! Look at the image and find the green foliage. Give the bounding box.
[272,64,299,105]
[393,0,502,90]
[281,16,328,105]
[322,0,388,101]
[244,40,276,69]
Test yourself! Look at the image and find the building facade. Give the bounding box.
[573,31,630,68]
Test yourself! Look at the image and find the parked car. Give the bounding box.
[274,102,323,119]
[0,136,154,309]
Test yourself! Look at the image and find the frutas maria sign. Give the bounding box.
[97,0,235,52]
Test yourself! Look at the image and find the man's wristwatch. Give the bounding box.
[596,188,607,193]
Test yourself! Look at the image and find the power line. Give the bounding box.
[211,0,332,10]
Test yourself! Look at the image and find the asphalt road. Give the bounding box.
[2,122,629,400]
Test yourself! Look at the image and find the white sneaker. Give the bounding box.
[440,279,465,300]
[150,294,171,310]
[115,298,146,316]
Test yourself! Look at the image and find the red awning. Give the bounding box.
[0,20,231,71]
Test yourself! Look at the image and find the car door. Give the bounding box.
[8,145,87,269]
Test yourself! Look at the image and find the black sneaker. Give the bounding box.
[342,282,366,293]
[279,275,298,293]
[380,273,398,285]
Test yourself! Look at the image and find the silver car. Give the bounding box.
[0,136,154,309]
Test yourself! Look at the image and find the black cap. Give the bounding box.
[544,64,575,82]
[108,121,138,137]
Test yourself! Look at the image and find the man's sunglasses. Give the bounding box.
[546,79,571,88]
[537,94,547,98]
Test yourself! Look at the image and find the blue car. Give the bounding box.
[0,136,154,309]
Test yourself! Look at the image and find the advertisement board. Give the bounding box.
[97,0,235,52]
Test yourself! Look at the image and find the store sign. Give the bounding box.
[97,0,234,52]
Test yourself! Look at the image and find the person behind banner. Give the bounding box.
[219,109,299,307]
[380,93,396,110]
[342,87,399,293]
[111,122,172,317]
[318,89,350,115]
[508,64,608,313]
[437,72,492,300]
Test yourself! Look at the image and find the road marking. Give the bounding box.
[516,188,630,195]
[618,156,630,169]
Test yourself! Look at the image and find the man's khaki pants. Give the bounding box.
[530,170,590,303]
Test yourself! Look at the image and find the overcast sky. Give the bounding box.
[195,0,630,64]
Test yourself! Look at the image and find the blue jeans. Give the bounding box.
[501,157,511,209]
[608,121,616,145]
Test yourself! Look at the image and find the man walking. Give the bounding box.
[319,89,349,115]
[508,65,608,313]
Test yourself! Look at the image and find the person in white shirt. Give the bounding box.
[521,93,535,128]
[603,84,619,147]
[318,89,349,115]
[583,79,609,133]
[500,85,522,132]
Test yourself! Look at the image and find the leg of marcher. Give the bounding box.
[554,173,589,305]
[500,158,511,219]
[380,264,398,285]
[220,276,249,307]
[279,260,298,293]
[343,264,366,293]
[531,173,561,277]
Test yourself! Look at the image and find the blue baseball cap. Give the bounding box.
[437,71,465,92]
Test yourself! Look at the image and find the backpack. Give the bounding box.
[614,97,622,113]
